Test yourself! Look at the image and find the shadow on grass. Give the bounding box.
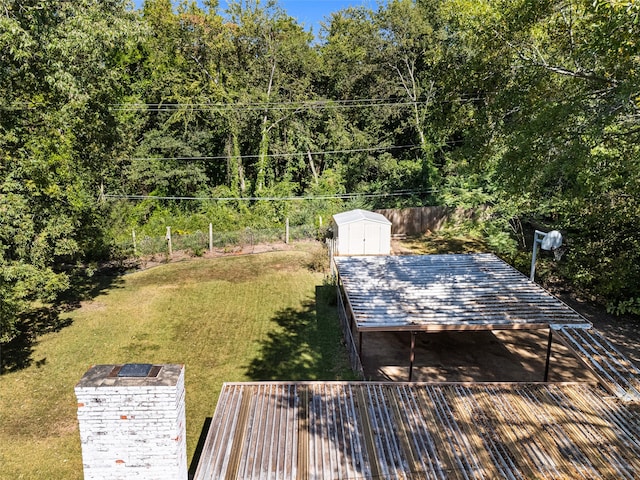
[397,234,487,255]
[0,267,125,374]
[189,285,351,477]
[246,284,355,381]
[188,416,212,480]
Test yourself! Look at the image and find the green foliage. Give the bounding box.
[2,0,640,324]
[608,298,640,317]
[0,251,354,479]
[0,0,145,341]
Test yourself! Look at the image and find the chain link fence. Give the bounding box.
[117,223,326,258]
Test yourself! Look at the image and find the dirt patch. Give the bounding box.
[118,239,640,385]
[134,240,300,271]
[555,293,640,365]
[380,238,640,383]
[360,329,600,383]
[78,300,107,312]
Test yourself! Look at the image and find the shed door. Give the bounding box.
[348,223,364,255]
[363,222,380,254]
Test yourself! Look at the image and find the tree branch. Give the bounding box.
[499,31,618,85]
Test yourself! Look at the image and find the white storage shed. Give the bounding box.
[331,209,392,255]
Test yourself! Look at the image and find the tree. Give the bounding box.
[439,0,640,309]
[224,0,319,194]
[0,0,144,344]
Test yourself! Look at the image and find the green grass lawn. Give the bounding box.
[0,247,354,480]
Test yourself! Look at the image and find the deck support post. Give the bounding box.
[544,328,553,382]
[409,332,417,382]
[359,332,363,359]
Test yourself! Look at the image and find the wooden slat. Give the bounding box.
[296,385,309,480]
[224,386,252,480]
[471,386,540,479]
[526,385,603,478]
[561,385,640,476]
[386,387,423,477]
[540,385,620,478]
[414,386,467,479]
[454,385,521,479]
[444,385,504,479]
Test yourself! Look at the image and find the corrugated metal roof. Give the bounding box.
[335,253,591,331]
[555,326,640,401]
[194,381,640,480]
[332,209,392,226]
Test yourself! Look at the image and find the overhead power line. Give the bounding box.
[104,189,432,202]
[112,99,435,112]
[3,94,489,111]
[121,144,420,162]
[111,97,392,107]
[109,95,488,110]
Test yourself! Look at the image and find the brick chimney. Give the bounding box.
[75,364,187,480]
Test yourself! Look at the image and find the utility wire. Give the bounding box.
[111,97,390,106]
[109,95,488,109]
[104,190,432,201]
[121,144,420,162]
[3,95,489,111]
[112,100,434,112]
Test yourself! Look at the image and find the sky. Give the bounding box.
[133,0,383,35]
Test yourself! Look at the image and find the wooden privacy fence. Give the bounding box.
[375,206,481,236]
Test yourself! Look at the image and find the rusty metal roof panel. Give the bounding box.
[335,254,590,331]
[194,382,640,480]
[555,326,640,401]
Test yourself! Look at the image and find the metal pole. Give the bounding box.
[285,218,289,244]
[209,223,213,254]
[544,329,553,382]
[166,226,172,256]
[530,230,546,281]
[132,229,137,256]
[409,332,417,382]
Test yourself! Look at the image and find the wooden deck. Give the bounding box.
[193,381,640,480]
[335,254,591,332]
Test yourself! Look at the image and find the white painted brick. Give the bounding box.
[75,364,187,480]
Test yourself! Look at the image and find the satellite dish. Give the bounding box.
[541,230,562,251]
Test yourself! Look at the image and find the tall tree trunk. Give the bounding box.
[255,59,276,193]
[393,57,429,152]
[307,149,319,185]
[226,129,245,195]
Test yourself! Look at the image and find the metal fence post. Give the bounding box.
[209,223,213,254]
[132,229,137,256]
[285,218,289,244]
